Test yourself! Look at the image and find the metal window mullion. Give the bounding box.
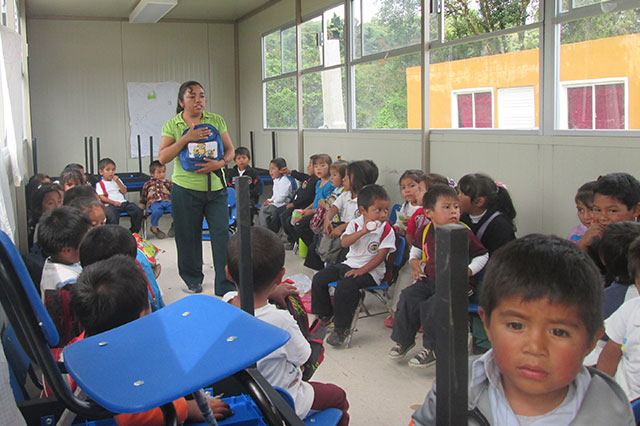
[431,21,542,49]
[359,0,364,59]
[262,71,297,84]
[555,0,639,24]
[350,44,421,66]
[346,0,355,131]
[300,62,344,75]
[591,85,596,130]
[542,0,557,134]
[296,0,304,169]
[422,0,431,172]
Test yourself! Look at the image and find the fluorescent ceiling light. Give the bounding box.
[129,0,178,23]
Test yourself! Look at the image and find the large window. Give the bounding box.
[262,25,297,129]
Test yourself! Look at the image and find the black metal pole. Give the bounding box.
[32,138,37,175]
[84,136,88,172]
[137,135,142,175]
[96,137,101,164]
[89,136,94,176]
[249,131,255,169]
[435,224,469,426]
[150,136,154,163]
[271,131,276,159]
[235,176,254,315]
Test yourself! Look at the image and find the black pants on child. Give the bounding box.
[294,215,315,248]
[390,278,438,350]
[311,263,376,330]
[279,206,297,244]
[105,201,143,234]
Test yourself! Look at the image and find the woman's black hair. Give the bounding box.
[458,173,516,225]
[176,80,204,114]
[347,160,378,195]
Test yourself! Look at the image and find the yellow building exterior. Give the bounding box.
[407,34,640,129]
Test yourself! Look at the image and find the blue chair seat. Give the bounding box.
[63,295,289,414]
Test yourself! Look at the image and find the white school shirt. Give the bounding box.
[473,350,591,425]
[332,191,359,222]
[605,297,640,400]
[95,179,126,203]
[269,176,293,207]
[341,216,396,284]
[255,303,314,419]
[39,259,82,301]
[395,201,421,232]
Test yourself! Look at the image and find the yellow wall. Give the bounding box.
[408,33,640,129]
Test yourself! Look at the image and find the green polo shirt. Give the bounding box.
[161,111,228,191]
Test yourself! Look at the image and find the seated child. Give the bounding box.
[69,256,230,425]
[139,161,173,239]
[280,155,319,248]
[61,163,88,185]
[225,147,263,222]
[388,184,487,367]
[568,181,596,242]
[28,182,63,250]
[60,168,83,193]
[412,235,633,425]
[579,173,640,274]
[63,184,100,205]
[95,157,143,234]
[226,227,350,425]
[394,169,426,236]
[312,184,396,346]
[404,173,449,248]
[257,157,294,233]
[66,197,107,228]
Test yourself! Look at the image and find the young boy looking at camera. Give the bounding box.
[96,157,143,234]
[226,227,350,425]
[412,235,634,425]
[311,184,396,346]
[139,161,173,239]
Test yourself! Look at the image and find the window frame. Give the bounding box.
[451,88,495,129]
[558,77,629,130]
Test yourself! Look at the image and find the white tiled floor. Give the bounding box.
[149,215,434,426]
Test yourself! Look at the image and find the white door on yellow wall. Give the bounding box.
[497,86,536,130]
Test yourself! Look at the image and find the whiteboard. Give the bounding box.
[127,81,180,158]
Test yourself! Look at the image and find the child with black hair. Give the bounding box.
[61,163,88,185]
[37,206,92,301]
[63,185,99,205]
[568,181,597,242]
[226,227,350,425]
[389,184,487,367]
[95,157,143,233]
[68,256,230,425]
[257,157,294,232]
[280,155,320,248]
[457,173,517,256]
[413,235,633,425]
[139,160,173,239]
[225,147,263,220]
[25,173,51,214]
[394,169,426,236]
[66,197,106,228]
[312,184,396,347]
[28,182,63,249]
[404,173,450,248]
[60,168,83,193]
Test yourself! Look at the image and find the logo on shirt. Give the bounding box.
[368,241,379,253]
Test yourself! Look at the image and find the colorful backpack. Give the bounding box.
[179,123,224,172]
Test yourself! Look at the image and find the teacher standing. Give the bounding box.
[159,81,235,296]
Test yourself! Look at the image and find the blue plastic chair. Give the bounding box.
[388,204,402,226]
[632,397,640,424]
[328,233,406,347]
[203,188,237,240]
[2,324,32,402]
[273,387,343,426]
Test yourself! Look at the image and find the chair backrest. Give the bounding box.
[227,186,236,208]
[394,236,406,267]
[2,324,29,402]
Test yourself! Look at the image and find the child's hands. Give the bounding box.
[323,221,333,235]
[269,282,299,306]
[286,203,294,209]
[410,258,424,281]
[345,268,366,278]
[579,222,606,248]
[113,201,122,207]
[281,166,291,175]
[208,398,232,420]
[263,199,273,206]
[329,227,342,238]
[402,217,410,226]
[303,208,315,217]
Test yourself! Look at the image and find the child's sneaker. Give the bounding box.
[384,315,394,328]
[408,348,436,368]
[388,342,415,359]
[151,227,166,239]
[326,328,349,347]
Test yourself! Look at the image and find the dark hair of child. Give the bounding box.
[235,146,251,159]
[176,81,203,114]
[66,197,105,221]
[423,184,458,210]
[627,236,640,286]
[598,221,640,285]
[226,227,285,293]
[399,169,426,186]
[63,185,100,205]
[424,173,449,187]
[63,163,84,173]
[480,234,603,341]
[71,255,149,336]
[457,173,517,225]
[309,154,319,163]
[575,181,597,205]
[26,173,51,212]
[148,160,164,174]
[37,207,92,258]
[98,157,116,171]
[313,154,332,167]
[270,157,287,170]
[60,169,83,188]
[594,173,640,211]
[79,224,138,268]
[346,160,378,194]
[357,184,389,210]
[330,160,348,180]
[31,183,63,220]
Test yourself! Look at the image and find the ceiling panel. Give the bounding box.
[26,0,273,22]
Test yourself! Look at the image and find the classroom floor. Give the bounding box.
[146,214,434,426]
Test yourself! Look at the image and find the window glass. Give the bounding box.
[352,0,362,58]
[558,7,639,129]
[302,16,323,69]
[282,26,297,74]
[443,0,539,42]
[2,0,7,27]
[560,0,610,13]
[324,5,345,66]
[354,52,421,128]
[302,69,347,129]
[264,77,297,129]
[454,91,493,128]
[264,31,282,78]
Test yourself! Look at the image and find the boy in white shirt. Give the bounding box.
[257,157,294,233]
[311,184,396,346]
[95,157,143,233]
[226,227,350,425]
